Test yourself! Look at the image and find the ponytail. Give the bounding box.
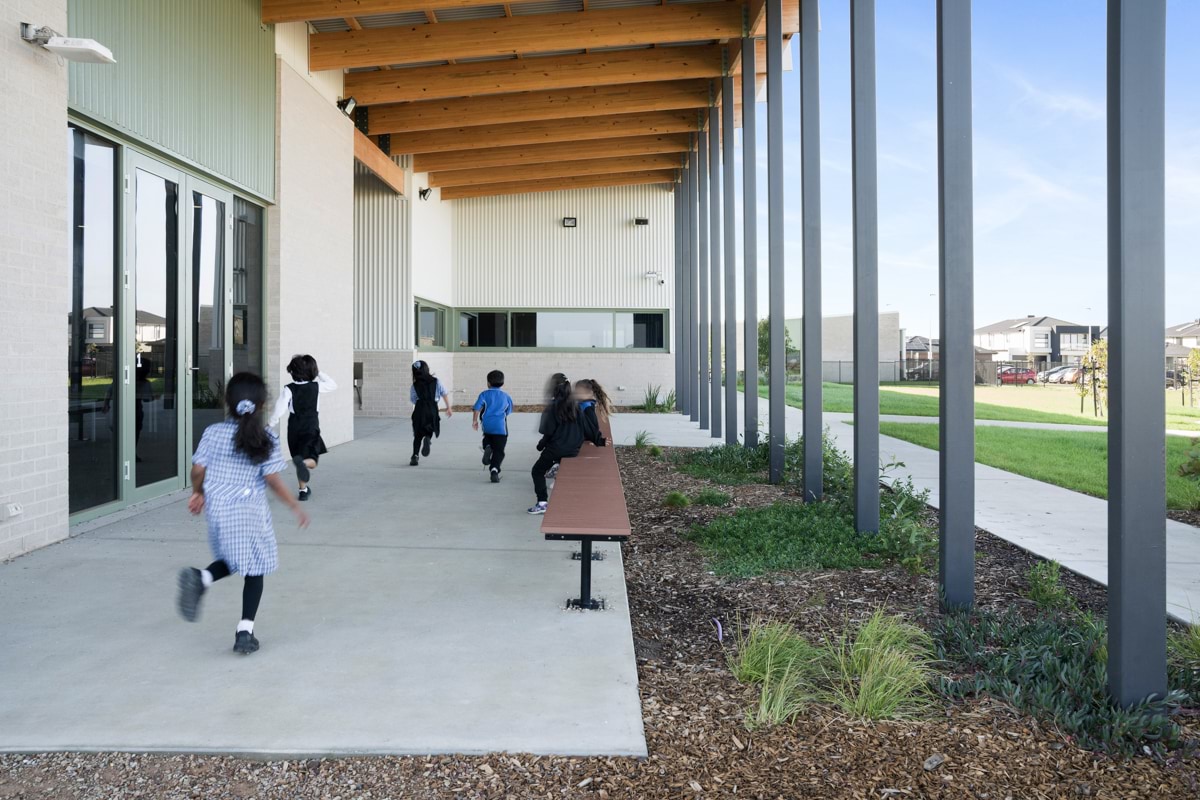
[587,379,613,417]
[226,372,272,464]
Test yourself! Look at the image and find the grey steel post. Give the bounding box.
[679,163,692,416]
[937,0,975,609]
[698,123,711,430]
[689,144,701,423]
[722,76,738,444]
[709,101,723,439]
[800,0,823,500]
[673,179,684,410]
[1107,0,1167,708]
[766,0,785,482]
[851,0,879,533]
[742,36,760,449]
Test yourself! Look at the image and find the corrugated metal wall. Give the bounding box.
[354,162,412,350]
[453,185,675,309]
[67,0,276,201]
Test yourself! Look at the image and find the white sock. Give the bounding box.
[236,619,254,634]
[200,569,214,588]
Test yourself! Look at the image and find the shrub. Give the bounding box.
[1025,560,1076,612]
[1180,438,1200,479]
[1168,624,1200,696]
[647,444,663,458]
[934,609,1189,756]
[822,610,936,720]
[663,490,690,508]
[663,388,677,412]
[673,441,769,484]
[633,430,654,449]
[730,620,822,730]
[639,384,663,413]
[691,488,731,507]
[871,516,937,576]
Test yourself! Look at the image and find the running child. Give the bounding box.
[410,359,452,466]
[527,375,606,515]
[472,369,514,483]
[177,372,309,655]
[269,354,337,502]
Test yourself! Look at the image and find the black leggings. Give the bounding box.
[531,450,563,503]
[206,560,264,621]
[412,434,431,456]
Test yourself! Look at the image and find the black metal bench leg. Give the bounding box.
[569,540,602,610]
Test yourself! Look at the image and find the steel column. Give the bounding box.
[851,0,880,533]
[766,0,786,482]
[689,144,701,423]
[722,76,738,444]
[1107,0,1167,708]
[709,102,723,439]
[698,124,711,430]
[673,179,684,410]
[679,163,692,416]
[741,37,760,449]
[800,0,823,500]
[936,0,976,609]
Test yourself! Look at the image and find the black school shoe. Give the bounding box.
[409,455,419,466]
[292,455,310,482]
[421,436,432,457]
[490,468,501,483]
[233,631,260,655]
[298,487,311,501]
[177,567,205,622]
[482,443,492,466]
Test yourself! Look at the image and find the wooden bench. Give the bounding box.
[539,424,630,610]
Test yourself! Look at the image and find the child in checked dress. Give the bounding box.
[177,372,308,655]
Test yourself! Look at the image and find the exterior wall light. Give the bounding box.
[634,217,650,226]
[562,217,577,228]
[418,188,432,201]
[20,23,114,63]
[337,96,357,116]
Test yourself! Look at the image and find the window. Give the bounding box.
[232,198,263,373]
[616,312,665,349]
[531,311,613,348]
[87,322,106,340]
[1033,333,1050,349]
[415,301,446,348]
[459,311,508,347]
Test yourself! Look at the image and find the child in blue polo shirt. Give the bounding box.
[472,369,514,483]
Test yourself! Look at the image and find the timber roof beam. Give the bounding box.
[440,170,678,200]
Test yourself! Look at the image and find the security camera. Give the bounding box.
[658,279,666,286]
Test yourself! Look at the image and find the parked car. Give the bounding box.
[1166,368,1189,389]
[1039,365,1071,383]
[998,366,1038,385]
[1056,367,1085,384]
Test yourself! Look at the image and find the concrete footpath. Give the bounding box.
[624,395,1200,625]
[0,415,646,757]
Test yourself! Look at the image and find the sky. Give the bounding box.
[734,0,1199,340]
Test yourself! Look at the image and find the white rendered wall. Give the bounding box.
[411,173,454,307]
[0,0,70,560]
[453,185,674,310]
[274,21,344,106]
[268,60,355,449]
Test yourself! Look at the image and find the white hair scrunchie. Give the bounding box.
[236,399,257,416]
[413,360,423,369]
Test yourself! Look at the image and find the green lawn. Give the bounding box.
[876,422,1200,511]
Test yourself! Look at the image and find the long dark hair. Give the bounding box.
[576,378,613,418]
[548,376,577,424]
[412,359,436,386]
[226,372,271,463]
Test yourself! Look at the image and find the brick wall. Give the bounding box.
[0,1,70,560]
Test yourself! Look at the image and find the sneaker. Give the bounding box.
[409,455,419,466]
[298,487,311,502]
[292,455,310,482]
[482,443,493,466]
[421,436,432,457]
[527,501,548,515]
[233,630,260,655]
[490,468,501,483]
[177,567,205,622]
[546,463,560,480]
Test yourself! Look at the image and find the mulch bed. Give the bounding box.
[2,448,1197,799]
[1170,509,1200,528]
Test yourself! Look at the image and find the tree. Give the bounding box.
[1085,338,1108,417]
[1189,348,1200,408]
[758,318,796,381]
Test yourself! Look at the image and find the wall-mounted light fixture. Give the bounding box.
[336,96,357,116]
[634,217,650,226]
[562,217,577,228]
[20,22,114,63]
[418,187,432,201]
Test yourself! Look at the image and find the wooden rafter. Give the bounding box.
[265,0,560,22]
[353,128,405,194]
[308,4,746,71]
[413,133,690,173]
[429,153,684,188]
[397,110,701,156]
[344,45,724,105]
[440,170,677,201]
[368,79,710,135]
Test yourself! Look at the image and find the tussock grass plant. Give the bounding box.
[822,610,936,720]
[638,385,677,413]
[691,488,731,507]
[746,657,813,730]
[729,619,824,685]
[935,609,1191,755]
[672,441,769,484]
[647,444,663,458]
[1025,560,1076,612]
[633,430,655,449]
[1169,623,1200,696]
[663,491,690,509]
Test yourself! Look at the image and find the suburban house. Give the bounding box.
[1165,319,1200,350]
[973,315,1102,366]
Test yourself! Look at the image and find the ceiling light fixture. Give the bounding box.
[20,23,114,63]
[337,96,357,116]
[562,217,577,228]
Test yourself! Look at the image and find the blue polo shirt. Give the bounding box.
[473,387,514,435]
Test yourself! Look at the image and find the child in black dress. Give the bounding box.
[269,354,337,501]
[410,359,452,466]
[527,374,605,515]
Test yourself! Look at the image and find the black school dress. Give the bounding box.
[411,379,441,441]
[287,381,328,463]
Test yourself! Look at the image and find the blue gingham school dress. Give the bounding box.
[192,420,288,576]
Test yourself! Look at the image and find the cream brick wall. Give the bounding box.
[0,0,70,560]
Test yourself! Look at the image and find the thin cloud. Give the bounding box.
[1005,70,1104,121]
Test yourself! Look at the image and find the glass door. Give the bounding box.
[187,181,234,451]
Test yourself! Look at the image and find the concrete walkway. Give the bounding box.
[627,394,1200,625]
[0,415,646,757]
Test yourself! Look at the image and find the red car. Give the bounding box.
[997,366,1038,385]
